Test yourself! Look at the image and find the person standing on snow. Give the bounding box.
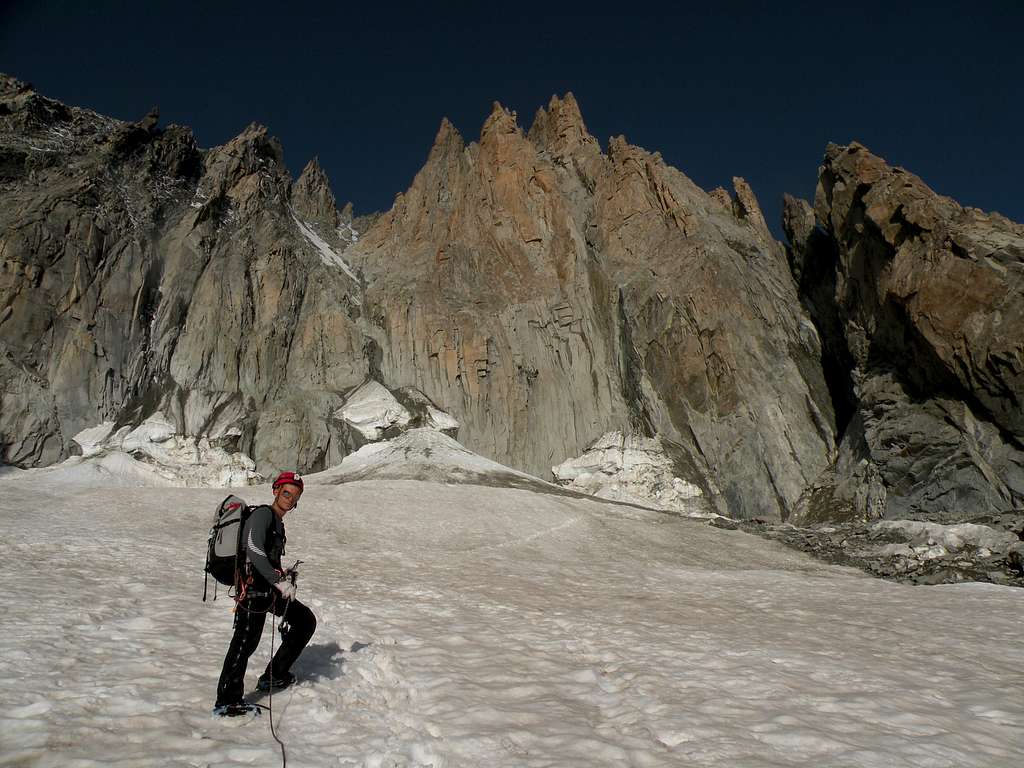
[214,471,317,716]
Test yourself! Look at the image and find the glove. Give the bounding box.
[275,580,296,601]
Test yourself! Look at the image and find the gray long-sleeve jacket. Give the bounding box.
[243,505,286,585]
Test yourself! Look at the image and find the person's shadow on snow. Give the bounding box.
[293,640,372,683]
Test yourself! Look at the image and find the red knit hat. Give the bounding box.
[272,471,304,491]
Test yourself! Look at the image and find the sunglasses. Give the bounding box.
[279,488,301,500]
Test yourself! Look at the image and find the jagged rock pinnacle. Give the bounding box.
[481,101,519,140]
[427,117,465,161]
[528,92,597,158]
[731,177,771,242]
[139,107,159,133]
[292,156,339,226]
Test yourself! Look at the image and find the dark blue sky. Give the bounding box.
[2,1,1022,239]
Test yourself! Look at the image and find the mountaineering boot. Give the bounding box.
[256,671,296,692]
[213,701,261,717]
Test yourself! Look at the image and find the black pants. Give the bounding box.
[215,588,317,706]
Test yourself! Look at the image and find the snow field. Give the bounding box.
[0,477,1021,767]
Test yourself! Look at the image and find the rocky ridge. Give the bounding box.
[1,78,832,521]
[0,74,368,474]
[784,143,1024,526]
[2,75,1022,544]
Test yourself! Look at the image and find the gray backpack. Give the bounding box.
[203,495,251,600]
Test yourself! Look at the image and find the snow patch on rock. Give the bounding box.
[337,220,359,243]
[293,213,359,281]
[336,381,460,444]
[16,414,263,487]
[73,421,117,456]
[552,432,713,516]
[423,404,460,433]
[337,380,412,440]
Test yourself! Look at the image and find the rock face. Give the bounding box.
[785,143,1024,524]
[1,76,832,519]
[348,96,833,519]
[0,74,366,475]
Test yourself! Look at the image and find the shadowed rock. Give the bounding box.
[785,142,1024,524]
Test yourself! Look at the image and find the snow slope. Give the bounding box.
[311,428,559,494]
[1,452,1022,766]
